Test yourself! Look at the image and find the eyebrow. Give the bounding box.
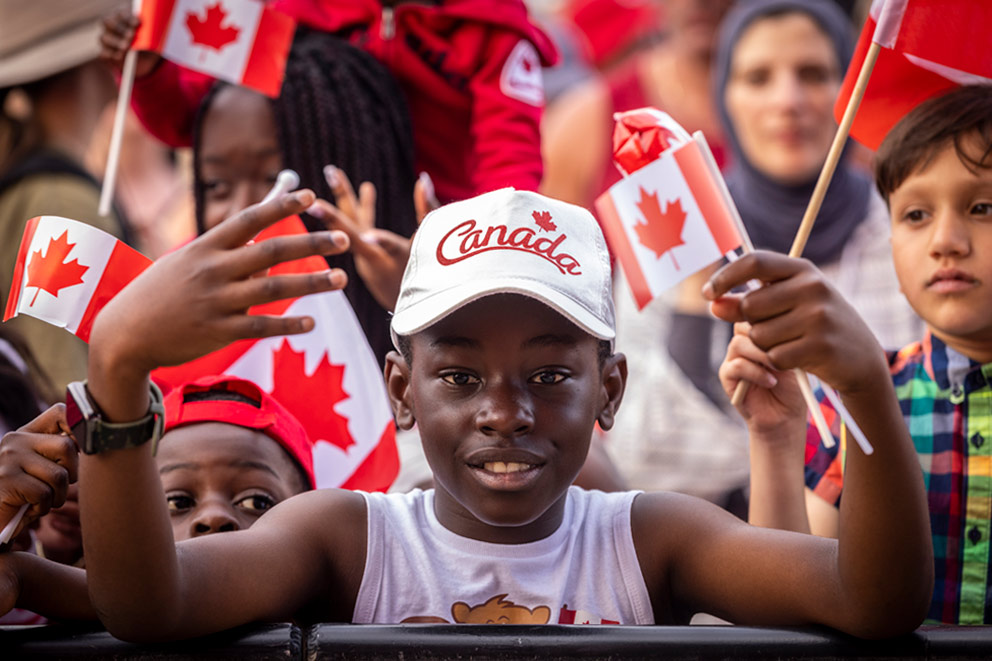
[158,460,280,478]
[430,336,480,350]
[523,334,579,349]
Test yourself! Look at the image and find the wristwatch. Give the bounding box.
[65,381,165,455]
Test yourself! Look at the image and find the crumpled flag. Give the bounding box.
[611,108,692,176]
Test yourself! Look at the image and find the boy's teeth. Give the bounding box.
[484,461,531,473]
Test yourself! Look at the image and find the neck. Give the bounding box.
[933,329,992,366]
[32,63,112,166]
[432,487,568,545]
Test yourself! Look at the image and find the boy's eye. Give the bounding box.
[530,370,566,385]
[441,372,479,386]
[902,208,928,224]
[970,202,992,216]
[234,493,277,512]
[166,493,195,513]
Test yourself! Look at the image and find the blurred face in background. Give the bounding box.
[664,0,734,60]
[723,11,841,184]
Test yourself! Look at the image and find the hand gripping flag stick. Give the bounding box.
[99,0,143,218]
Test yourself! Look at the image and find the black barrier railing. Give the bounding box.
[4,624,992,659]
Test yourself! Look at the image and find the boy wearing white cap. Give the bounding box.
[65,188,930,638]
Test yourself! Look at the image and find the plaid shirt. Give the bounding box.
[805,332,992,624]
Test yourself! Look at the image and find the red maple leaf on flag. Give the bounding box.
[186,2,240,51]
[25,231,88,306]
[633,187,686,270]
[268,339,354,452]
[532,210,557,232]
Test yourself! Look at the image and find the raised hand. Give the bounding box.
[87,191,349,422]
[99,8,162,77]
[307,165,421,311]
[0,405,76,542]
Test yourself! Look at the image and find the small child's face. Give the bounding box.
[199,85,282,232]
[156,422,305,542]
[889,137,992,355]
[390,294,624,543]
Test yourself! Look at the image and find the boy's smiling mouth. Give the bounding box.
[465,450,545,490]
[926,268,979,294]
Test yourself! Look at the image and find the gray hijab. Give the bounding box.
[713,0,871,264]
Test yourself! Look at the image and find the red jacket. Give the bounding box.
[130,0,558,202]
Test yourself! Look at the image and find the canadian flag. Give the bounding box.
[133,0,295,97]
[3,217,151,341]
[595,134,744,310]
[839,0,992,150]
[152,216,399,492]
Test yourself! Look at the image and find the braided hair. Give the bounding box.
[192,29,417,363]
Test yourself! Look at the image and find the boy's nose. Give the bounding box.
[476,380,535,438]
[189,503,241,537]
[928,212,971,258]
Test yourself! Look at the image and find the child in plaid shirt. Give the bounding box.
[739,85,992,624]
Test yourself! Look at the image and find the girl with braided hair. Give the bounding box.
[192,29,421,364]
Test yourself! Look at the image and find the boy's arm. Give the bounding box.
[636,252,932,638]
[0,553,94,621]
[718,323,812,533]
[78,193,362,641]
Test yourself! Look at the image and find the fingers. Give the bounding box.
[99,9,139,63]
[227,229,349,279]
[20,404,69,437]
[720,334,779,392]
[224,269,348,309]
[305,199,381,259]
[324,165,359,220]
[224,314,318,340]
[414,172,439,225]
[207,190,316,249]
[704,251,812,300]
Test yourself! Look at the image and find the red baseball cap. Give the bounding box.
[163,375,315,489]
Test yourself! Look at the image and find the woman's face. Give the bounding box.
[198,85,283,232]
[724,12,841,184]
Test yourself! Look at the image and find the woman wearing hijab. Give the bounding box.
[603,0,921,512]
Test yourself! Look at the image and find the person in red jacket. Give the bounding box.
[101,0,557,203]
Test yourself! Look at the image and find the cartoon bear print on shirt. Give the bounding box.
[401,594,551,624]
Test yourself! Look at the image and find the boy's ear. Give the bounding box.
[384,351,416,430]
[597,352,626,431]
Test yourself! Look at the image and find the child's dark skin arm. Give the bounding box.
[0,553,94,621]
[633,252,932,638]
[78,192,366,641]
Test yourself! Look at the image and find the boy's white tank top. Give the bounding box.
[353,486,654,625]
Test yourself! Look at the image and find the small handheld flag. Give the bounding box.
[595,109,745,310]
[4,216,152,341]
[133,0,295,98]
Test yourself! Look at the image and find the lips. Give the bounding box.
[926,268,978,293]
[465,449,545,490]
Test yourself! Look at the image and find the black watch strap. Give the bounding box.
[67,381,165,455]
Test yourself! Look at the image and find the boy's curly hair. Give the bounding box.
[875,85,992,202]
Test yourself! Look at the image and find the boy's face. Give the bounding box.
[156,422,306,542]
[889,138,992,361]
[386,294,625,544]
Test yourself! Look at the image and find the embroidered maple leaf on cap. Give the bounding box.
[25,231,88,305]
[186,2,240,50]
[532,210,557,232]
[633,188,685,268]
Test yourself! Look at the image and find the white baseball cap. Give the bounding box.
[391,188,615,345]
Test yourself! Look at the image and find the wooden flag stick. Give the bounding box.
[730,40,883,407]
[99,0,143,218]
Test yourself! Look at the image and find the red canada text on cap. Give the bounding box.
[435,210,582,276]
